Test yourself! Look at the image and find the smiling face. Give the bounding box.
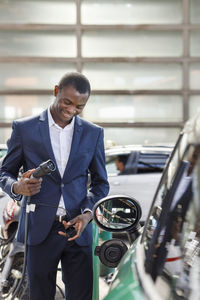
[50,85,89,128]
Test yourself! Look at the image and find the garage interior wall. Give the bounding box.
[0,0,199,147]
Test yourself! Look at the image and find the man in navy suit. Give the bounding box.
[0,72,109,300]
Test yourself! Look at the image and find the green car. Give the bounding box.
[93,111,200,300]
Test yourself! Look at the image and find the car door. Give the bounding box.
[108,173,162,223]
[107,150,168,223]
[141,137,200,299]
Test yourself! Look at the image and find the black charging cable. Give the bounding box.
[11,159,56,300]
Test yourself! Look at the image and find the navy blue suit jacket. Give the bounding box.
[0,110,109,246]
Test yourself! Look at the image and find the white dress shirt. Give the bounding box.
[48,108,75,216]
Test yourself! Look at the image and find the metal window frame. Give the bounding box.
[0,0,199,131]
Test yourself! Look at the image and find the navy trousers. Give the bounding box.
[27,220,93,300]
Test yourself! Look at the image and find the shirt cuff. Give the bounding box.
[82,208,93,215]
[82,209,93,223]
[11,182,22,201]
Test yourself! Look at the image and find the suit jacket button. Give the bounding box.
[61,183,64,188]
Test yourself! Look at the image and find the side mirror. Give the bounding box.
[93,195,142,233]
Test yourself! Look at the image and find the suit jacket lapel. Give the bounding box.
[39,110,61,180]
[63,116,83,179]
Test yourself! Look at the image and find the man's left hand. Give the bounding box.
[58,212,93,241]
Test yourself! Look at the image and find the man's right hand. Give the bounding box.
[13,169,42,196]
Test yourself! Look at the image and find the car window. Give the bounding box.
[143,137,200,298]
[0,148,7,159]
[106,156,120,176]
[142,135,185,246]
[138,152,169,173]
[106,151,169,176]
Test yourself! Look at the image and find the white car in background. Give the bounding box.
[0,144,7,160]
[105,145,173,224]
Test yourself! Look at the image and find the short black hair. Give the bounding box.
[58,72,91,96]
[117,155,128,166]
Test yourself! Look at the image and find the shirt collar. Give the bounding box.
[47,107,75,131]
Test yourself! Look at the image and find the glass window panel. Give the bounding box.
[190,31,200,57]
[82,31,182,57]
[84,95,183,122]
[0,128,12,145]
[0,95,54,122]
[189,63,200,89]
[0,63,76,90]
[0,0,76,24]
[104,127,180,147]
[0,31,76,57]
[189,96,200,117]
[190,0,200,24]
[82,0,182,25]
[0,127,181,148]
[83,63,182,90]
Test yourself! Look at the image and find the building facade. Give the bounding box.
[0,0,200,146]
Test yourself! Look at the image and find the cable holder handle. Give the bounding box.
[26,159,56,213]
[31,159,56,179]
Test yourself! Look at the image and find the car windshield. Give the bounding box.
[106,150,169,176]
[142,133,200,299]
